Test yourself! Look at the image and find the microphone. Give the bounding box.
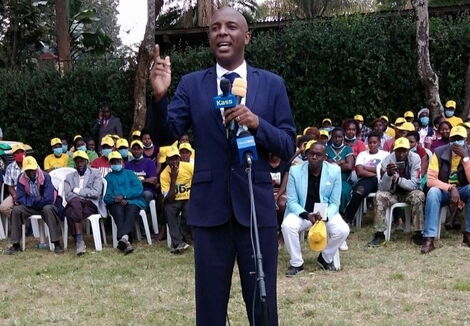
[213,77,236,121]
[230,78,247,133]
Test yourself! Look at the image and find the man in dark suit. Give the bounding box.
[90,103,123,151]
[148,7,296,325]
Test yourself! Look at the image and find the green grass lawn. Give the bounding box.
[1,222,469,325]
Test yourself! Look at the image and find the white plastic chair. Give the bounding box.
[385,202,411,241]
[149,199,159,235]
[110,209,152,248]
[63,178,108,251]
[354,162,381,228]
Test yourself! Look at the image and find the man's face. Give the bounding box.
[74,157,87,170]
[167,155,181,168]
[405,117,413,123]
[306,144,325,168]
[373,121,384,132]
[131,145,143,158]
[102,107,111,119]
[25,170,37,180]
[179,134,190,143]
[397,129,408,138]
[395,148,408,162]
[179,149,191,162]
[76,139,85,148]
[208,7,250,70]
[331,130,343,146]
[142,134,152,146]
[87,140,95,151]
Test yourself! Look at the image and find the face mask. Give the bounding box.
[77,164,87,176]
[420,117,429,126]
[143,143,153,149]
[14,153,24,163]
[102,149,112,158]
[133,155,143,161]
[452,140,465,147]
[111,164,123,172]
[62,145,68,153]
[118,149,129,158]
[345,135,356,141]
[358,123,363,129]
[410,146,417,152]
[324,127,333,132]
[445,110,454,118]
[77,145,87,151]
[53,148,63,156]
[332,142,344,149]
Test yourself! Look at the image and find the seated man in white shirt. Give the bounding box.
[281,141,350,276]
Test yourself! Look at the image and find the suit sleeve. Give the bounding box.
[252,78,296,162]
[64,176,78,202]
[327,167,341,219]
[78,172,102,199]
[286,168,306,217]
[397,156,421,191]
[16,182,34,207]
[33,176,55,209]
[148,77,192,146]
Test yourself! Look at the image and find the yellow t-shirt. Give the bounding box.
[160,161,194,200]
[429,153,461,184]
[44,153,69,170]
[446,116,463,127]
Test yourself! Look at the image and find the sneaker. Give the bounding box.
[285,265,304,277]
[117,236,130,252]
[411,232,424,246]
[6,244,21,255]
[54,244,64,255]
[317,254,337,271]
[123,243,134,255]
[171,242,190,254]
[367,232,386,247]
[75,240,86,256]
[339,241,348,251]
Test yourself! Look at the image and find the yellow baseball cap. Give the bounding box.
[379,115,389,122]
[50,138,62,146]
[158,146,170,163]
[73,135,83,142]
[12,143,27,153]
[445,100,456,109]
[166,147,180,159]
[308,220,327,252]
[303,127,312,135]
[450,125,467,138]
[322,118,332,125]
[394,117,406,125]
[319,130,329,137]
[304,140,317,152]
[116,138,129,149]
[73,150,89,161]
[101,136,114,147]
[394,137,410,150]
[179,142,193,152]
[22,156,38,171]
[354,114,364,121]
[396,122,415,132]
[131,130,141,138]
[404,111,414,118]
[108,151,122,161]
[130,140,144,148]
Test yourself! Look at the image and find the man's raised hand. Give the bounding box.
[150,44,171,101]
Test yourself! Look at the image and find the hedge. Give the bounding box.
[0,12,469,161]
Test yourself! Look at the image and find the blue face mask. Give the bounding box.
[345,135,356,142]
[77,145,87,151]
[62,145,68,153]
[118,149,129,158]
[102,149,112,158]
[420,117,429,126]
[53,148,63,156]
[452,140,465,147]
[324,127,333,132]
[445,110,454,118]
[111,164,123,172]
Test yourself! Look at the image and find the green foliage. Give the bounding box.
[0,57,135,162]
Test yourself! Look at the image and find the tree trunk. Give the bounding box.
[55,0,71,71]
[462,59,470,120]
[131,0,162,132]
[412,0,443,118]
[197,0,213,27]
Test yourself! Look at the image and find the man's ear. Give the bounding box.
[245,31,251,45]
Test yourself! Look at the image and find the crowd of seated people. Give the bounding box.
[2,100,469,273]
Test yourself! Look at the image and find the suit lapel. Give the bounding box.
[206,67,227,136]
[246,65,259,111]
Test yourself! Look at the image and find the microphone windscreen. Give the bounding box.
[232,78,247,98]
[220,78,231,96]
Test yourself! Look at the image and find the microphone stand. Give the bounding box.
[245,152,268,326]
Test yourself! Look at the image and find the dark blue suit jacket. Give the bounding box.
[149,65,296,227]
